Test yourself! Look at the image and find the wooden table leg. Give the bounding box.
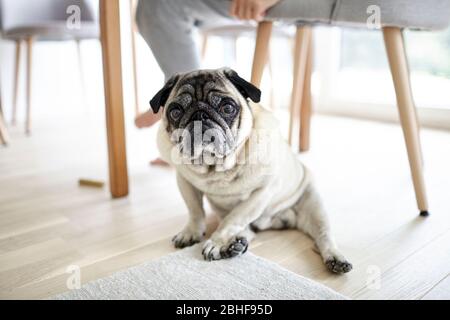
[100,0,129,198]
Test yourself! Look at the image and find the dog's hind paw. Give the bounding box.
[325,257,353,274]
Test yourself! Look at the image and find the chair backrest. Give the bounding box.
[0,0,98,32]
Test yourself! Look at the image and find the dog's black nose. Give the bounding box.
[191,111,210,122]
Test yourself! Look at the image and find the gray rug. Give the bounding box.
[54,245,346,300]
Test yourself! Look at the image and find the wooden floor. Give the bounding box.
[1,111,450,300]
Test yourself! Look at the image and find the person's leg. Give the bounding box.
[136,0,234,80]
[136,0,332,80]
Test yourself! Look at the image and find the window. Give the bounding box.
[336,27,450,109]
[312,25,450,129]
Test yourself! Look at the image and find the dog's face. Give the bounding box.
[150,68,261,162]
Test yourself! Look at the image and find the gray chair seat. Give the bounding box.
[0,0,99,39]
[267,0,336,25]
[266,0,450,30]
[3,22,99,41]
[201,24,294,38]
[332,0,450,30]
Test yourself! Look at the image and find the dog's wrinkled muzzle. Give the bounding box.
[170,102,237,161]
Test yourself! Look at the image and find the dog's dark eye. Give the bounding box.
[168,104,183,121]
[220,103,236,116]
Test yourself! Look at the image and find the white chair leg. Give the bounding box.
[12,40,22,125]
[0,110,9,145]
[201,33,209,60]
[0,79,9,145]
[383,27,429,216]
[267,51,275,110]
[76,39,88,108]
[130,0,140,116]
[25,37,34,135]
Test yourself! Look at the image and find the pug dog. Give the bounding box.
[150,68,352,273]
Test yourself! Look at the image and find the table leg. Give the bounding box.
[99,0,129,198]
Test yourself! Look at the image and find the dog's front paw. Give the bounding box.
[172,227,205,249]
[202,236,248,261]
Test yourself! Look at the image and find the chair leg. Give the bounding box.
[130,0,140,116]
[76,39,88,107]
[201,34,209,60]
[382,27,429,216]
[267,52,275,109]
[251,21,273,87]
[299,32,313,152]
[231,36,238,64]
[0,110,9,145]
[12,40,22,125]
[0,80,9,145]
[288,26,311,145]
[25,37,34,135]
[400,31,424,166]
[222,36,238,66]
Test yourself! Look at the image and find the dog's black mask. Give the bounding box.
[149,69,261,159]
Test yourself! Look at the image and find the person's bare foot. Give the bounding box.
[150,158,170,167]
[135,110,162,128]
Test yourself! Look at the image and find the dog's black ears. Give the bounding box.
[149,75,180,113]
[224,69,261,103]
